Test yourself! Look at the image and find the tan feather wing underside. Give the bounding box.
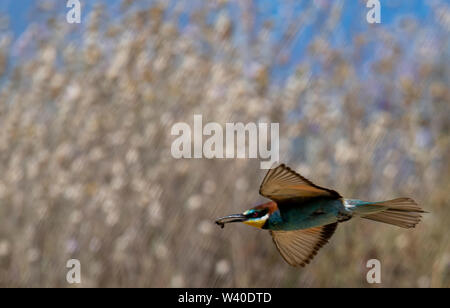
[270,223,337,267]
[259,164,340,201]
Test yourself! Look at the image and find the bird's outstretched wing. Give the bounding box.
[270,223,337,267]
[259,164,341,202]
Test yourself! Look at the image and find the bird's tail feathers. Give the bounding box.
[350,198,426,229]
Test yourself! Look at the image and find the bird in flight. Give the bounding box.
[215,164,426,267]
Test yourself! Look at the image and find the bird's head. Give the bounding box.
[215,201,277,229]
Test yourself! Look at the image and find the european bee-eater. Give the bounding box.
[215,164,426,267]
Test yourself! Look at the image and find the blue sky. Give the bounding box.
[0,0,432,39]
[0,0,437,81]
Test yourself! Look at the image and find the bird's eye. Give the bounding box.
[252,212,259,218]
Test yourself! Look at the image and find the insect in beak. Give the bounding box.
[215,214,247,228]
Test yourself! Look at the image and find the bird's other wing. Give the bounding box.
[259,164,341,202]
[270,223,337,267]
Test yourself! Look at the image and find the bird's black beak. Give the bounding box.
[215,214,247,229]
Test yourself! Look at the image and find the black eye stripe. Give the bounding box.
[248,210,268,218]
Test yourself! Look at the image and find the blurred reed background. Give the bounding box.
[0,0,448,287]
